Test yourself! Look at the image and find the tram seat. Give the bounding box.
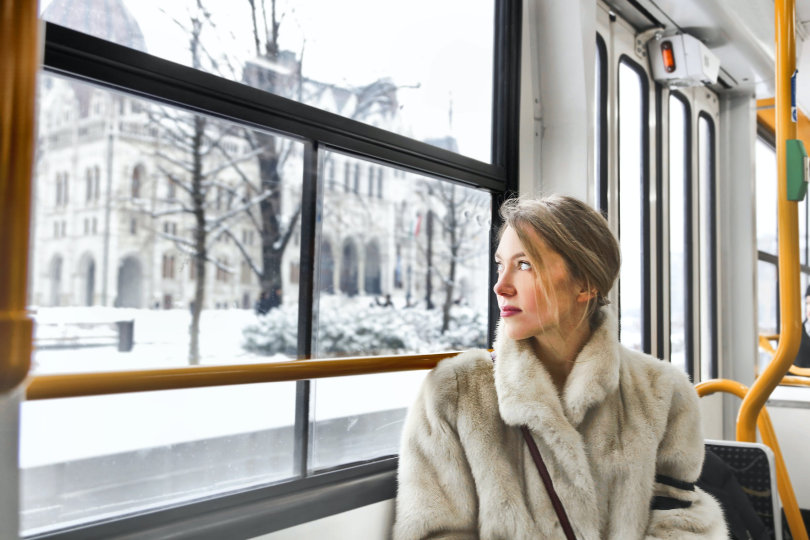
[703,440,783,540]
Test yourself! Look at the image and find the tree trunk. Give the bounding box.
[441,191,458,333]
[189,114,207,365]
[257,137,285,309]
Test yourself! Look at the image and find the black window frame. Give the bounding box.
[668,91,695,380]
[616,55,652,355]
[595,33,608,216]
[697,111,718,380]
[30,1,521,537]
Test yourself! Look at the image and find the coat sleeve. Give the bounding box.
[644,371,730,540]
[393,362,478,540]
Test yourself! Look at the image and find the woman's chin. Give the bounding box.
[503,325,539,341]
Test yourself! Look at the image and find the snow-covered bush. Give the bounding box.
[241,302,299,356]
[242,296,487,357]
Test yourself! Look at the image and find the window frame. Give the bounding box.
[616,55,652,354]
[697,111,718,380]
[595,33,608,215]
[29,1,521,537]
[667,91,695,378]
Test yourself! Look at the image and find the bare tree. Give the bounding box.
[417,180,488,333]
[135,1,267,364]
[239,0,406,309]
[128,0,414,365]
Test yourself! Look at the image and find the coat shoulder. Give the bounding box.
[420,349,495,408]
[433,348,494,380]
[619,345,697,401]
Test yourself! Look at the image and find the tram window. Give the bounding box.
[753,136,810,370]
[757,260,778,371]
[697,113,717,381]
[617,60,648,352]
[30,73,303,372]
[40,0,494,163]
[668,94,689,373]
[755,136,778,356]
[756,138,778,254]
[20,384,297,535]
[311,158,491,469]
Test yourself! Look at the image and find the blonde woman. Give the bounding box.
[394,195,727,539]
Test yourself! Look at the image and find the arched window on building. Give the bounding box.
[79,254,96,306]
[364,240,381,295]
[319,241,334,293]
[340,240,359,296]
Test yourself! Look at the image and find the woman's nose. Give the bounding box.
[493,271,513,297]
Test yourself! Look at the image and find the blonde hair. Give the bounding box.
[498,195,620,325]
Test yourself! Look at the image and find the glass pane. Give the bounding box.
[310,154,491,469]
[756,138,777,254]
[669,95,687,373]
[618,62,645,351]
[31,72,303,372]
[41,0,494,162]
[757,261,778,373]
[20,383,297,535]
[698,116,715,381]
[310,371,426,471]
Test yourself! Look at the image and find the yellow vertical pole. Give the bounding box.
[740,4,808,538]
[0,0,38,391]
[738,0,800,443]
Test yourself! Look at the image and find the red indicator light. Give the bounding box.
[661,41,676,73]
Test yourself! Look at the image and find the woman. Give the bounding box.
[394,195,727,539]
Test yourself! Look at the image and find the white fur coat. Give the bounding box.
[394,309,728,539]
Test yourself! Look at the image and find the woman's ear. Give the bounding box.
[577,287,597,303]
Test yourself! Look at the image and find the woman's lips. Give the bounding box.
[500,306,521,317]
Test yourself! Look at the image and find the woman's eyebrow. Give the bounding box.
[494,251,527,260]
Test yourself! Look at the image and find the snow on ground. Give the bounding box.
[31,307,272,373]
[21,307,426,468]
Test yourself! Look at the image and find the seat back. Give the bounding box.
[705,439,783,540]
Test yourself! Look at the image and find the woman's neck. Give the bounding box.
[531,320,593,394]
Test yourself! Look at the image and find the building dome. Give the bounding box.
[42,0,147,53]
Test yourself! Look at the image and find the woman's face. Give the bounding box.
[494,226,588,341]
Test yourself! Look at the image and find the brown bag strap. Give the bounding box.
[521,426,577,540]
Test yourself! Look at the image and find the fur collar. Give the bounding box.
[493,307,621,429]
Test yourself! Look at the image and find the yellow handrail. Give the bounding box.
[25,352,453,400]
[696,379,808,540]
[759,334,810,378]
[0,0,38,392]
[739,0,802,443]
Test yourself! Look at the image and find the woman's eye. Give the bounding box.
[518,261,532,271]
[495,262,503,272]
